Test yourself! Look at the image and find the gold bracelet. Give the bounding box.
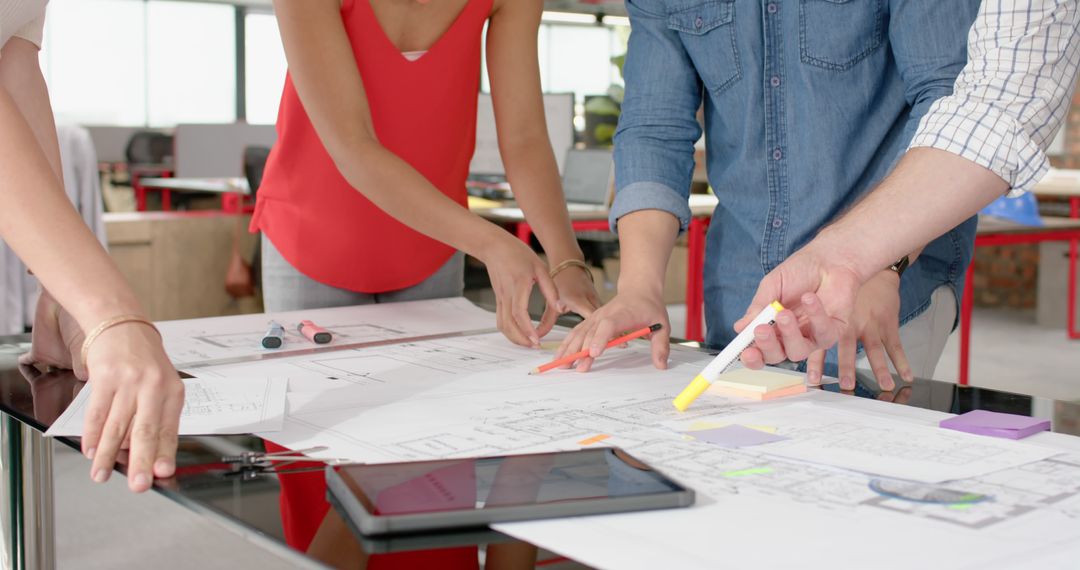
[80,315,161,370]
[549,259,594,283]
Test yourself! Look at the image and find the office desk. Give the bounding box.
[960,214,1080,386]
[473,194,720,341]
[137,177,251,214]
[126,164,174,212]
[3,326,1079,569]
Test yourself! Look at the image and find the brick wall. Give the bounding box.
[971,244,1040,308]
[1060,77,1080,168]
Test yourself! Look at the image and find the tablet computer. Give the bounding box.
[326,447,694,536]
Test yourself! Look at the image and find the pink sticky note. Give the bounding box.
[688,425,788,448]
[939,410,1050,440]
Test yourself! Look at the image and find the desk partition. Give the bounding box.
[174,124,277,178]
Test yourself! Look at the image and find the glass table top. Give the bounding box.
[2,335,1076,569]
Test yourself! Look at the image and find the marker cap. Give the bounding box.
[673,375,712,412]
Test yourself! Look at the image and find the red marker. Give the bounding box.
[298,320,333,344]
[529,324,663,375]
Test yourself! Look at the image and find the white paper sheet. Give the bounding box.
[45,376,288,436]
[178,321,1080,568]
[157,297,497,368]
[692,402,1057,483]
[494,494,1076,570]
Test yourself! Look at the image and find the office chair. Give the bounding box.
[125,131,174,166]
[243,146,271,198]
[225,146,272,299]
[125,131,175,210]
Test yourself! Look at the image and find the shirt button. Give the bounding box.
[772,148,783,160]
[770,76,781,87]
[767,3,777,14]
[695,16,704,29]
[772,218,784,229]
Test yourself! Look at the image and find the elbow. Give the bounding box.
[324,130,381,185]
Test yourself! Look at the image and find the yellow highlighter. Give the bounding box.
[673,301,785,411]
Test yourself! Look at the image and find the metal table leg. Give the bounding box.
[0,413,54,570]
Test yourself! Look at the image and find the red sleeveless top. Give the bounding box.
[251,0,492,293]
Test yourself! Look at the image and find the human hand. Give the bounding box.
[544,261,602,323]
[478,235,562,347]
[555,288,669,372]
[81,322,184,493]
[736,245,862,381]
[806,269,911,391]
[18,362,81,425]
[19,289,88,379]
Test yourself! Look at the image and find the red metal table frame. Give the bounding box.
[135,178,253,214]
[959,196,1080,385]
[509,216,712,341]
[131,169,174,211]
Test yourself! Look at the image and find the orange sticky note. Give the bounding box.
[711,383,807,401]
[578,434,611,446]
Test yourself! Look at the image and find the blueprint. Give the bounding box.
[46,376,288,436]
[175,301,1080,568]
[157,297,497,368]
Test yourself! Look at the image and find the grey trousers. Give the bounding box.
[854,285,957,385]
[261,234,465,312]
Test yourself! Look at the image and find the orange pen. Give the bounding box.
[529,324,663,375]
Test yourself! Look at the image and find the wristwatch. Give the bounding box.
[888,255,911,277]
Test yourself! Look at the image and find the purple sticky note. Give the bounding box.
[688,425,788,448]
[940,410,1051,440]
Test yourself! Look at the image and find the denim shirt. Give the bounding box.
[611,0,981,360]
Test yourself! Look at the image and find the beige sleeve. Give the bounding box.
[12,11,46,49]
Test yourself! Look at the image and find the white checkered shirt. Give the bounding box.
[910,0,1080,196]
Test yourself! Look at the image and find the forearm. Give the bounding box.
[816,147,1007,282]
[615,210,680,296]
[335,142,506,259]
[484,0,581,264]
[502,141,583,263]
[0,91,143,329]
[0,40,63,182]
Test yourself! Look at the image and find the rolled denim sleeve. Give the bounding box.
[887,0,981,153]
[610,0,703,234]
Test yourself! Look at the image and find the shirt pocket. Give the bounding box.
[799,0,885,71]
[666,1,742,95]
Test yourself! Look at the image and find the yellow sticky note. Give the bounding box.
[578,434,611,446]
[539,341,562,352]
[687,421,777,434]
[711,368,804,393]
[688,421,729,432]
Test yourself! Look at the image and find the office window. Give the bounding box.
[40,0,147,126]
[480,19,628,130]
[544,25,615,102]
[146,0,236,126]
[245,12,287,125]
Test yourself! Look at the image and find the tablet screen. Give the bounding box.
[334,448,685,516]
